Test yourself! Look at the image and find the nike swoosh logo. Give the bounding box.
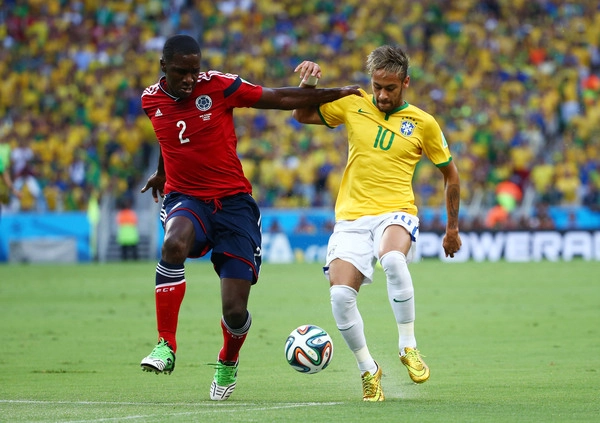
[358,108,370,114]
[404,363,426,377]
[393,296,413,303]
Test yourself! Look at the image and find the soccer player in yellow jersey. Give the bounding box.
[292,45,462,401]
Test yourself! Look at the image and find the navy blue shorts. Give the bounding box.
[160,192,262,284]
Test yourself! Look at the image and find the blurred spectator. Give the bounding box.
[495,180,522,213]
[0,136,20,214]
[566,210,578,230]
[294,215,317,234]
[10,138,44,212]
[531,203,556,230]
[267,218,283,233]
[538,173,564,206]
[485,204,510,230]
[554,163,581,205]
[116,198,139,261]
[582,182,600,212]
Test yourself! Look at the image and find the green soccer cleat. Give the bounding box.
[361,362,385,402]
[209,360,238,401]
[400,347,430,383]
[140,338,176,374]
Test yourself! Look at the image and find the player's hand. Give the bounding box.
[294,61,322,86]
[342,85,362,96]
[442,229,462,258]
[141,171,166,203]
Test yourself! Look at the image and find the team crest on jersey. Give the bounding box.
[195,95,212,111]
[400,120,415,136]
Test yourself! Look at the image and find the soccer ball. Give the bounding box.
[284,325,333,374]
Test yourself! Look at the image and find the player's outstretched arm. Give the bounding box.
[253,85,360,111]
[439,161,462,257]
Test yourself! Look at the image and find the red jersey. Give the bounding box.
[141,72,263,199]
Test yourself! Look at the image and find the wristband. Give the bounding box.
[303,75,319,87]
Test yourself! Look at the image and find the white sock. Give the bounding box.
[380,250,417,352]
[398,322,416,354]
[330,285,377,374]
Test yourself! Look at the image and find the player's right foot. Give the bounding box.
[400,347,430,383]
[140,338,176,374]
[361,362,384,401]
[209,360,238,401]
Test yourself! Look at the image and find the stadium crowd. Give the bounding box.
[1,0,599,230]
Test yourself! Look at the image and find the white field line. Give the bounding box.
[0,400,343,422]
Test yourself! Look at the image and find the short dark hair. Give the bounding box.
[162,34,201,63]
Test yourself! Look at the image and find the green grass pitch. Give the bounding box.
[1,260,599,422]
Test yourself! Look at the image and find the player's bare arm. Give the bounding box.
[254,85,359,111]
[141,147,166,203]
[291,102,323,125]
[439,161,462,257]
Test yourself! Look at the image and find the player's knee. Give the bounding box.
[330,285,357,327]
[330,285,357,307]
[161,235,190,262]
[380,251,407,280]
[380,251,413,289]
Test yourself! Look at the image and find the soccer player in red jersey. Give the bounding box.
[138,34,359,401]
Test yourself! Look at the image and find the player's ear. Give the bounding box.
[403,75,410,88]
[160,58,166,73]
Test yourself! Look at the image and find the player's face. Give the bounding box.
[371,69,410,113]
[160,53,201,99]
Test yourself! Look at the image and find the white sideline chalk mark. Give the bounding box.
[2,400,341,407]
[0,400,343,422]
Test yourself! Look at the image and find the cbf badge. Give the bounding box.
[195,95,212,111]
[400,120,415,136]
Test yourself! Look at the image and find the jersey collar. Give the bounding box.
[371,97,410,116]
[158,76,181,101]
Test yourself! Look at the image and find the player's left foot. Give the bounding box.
[361,362,384,401]
[400,347,430,383]
[209,360,238,401]
[140,338,176,374]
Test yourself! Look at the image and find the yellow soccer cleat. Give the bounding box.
[400,347,430,383]
[361,362,385,401]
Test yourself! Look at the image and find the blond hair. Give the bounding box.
[366,45,410,79]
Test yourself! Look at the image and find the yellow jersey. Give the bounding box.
[318,89,452,220]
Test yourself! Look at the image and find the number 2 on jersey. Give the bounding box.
[177,120,190,144]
